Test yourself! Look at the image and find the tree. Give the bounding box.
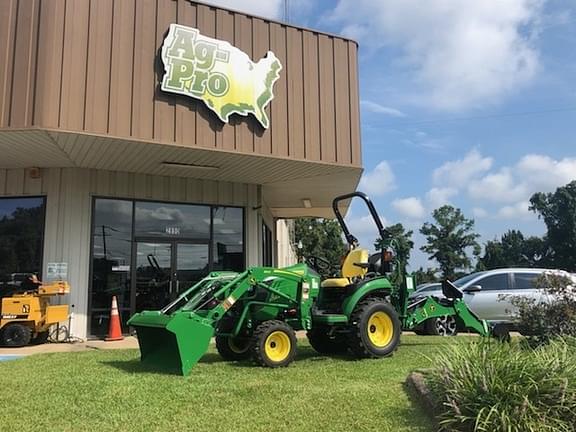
[419,205,480,280]
[374,223,414,267]
[294,218,346,276]
[413,267,439,284]
[375,223,414,286]
[530,181,576,272]
[477,230,548,270]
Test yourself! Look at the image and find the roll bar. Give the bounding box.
[332,192,391,248]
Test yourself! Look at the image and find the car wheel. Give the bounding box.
[426,316,458,336]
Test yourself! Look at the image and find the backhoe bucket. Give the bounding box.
[128,311,214,376]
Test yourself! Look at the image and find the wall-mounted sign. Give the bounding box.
[160,24,282,129]
[46,262,68,281]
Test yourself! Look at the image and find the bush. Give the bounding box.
[427,339,576,432]
[509,271,576,346]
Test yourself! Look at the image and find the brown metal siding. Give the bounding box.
[0,0,361,167]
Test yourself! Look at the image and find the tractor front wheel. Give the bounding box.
[307,326,348,355]
[251,320,297,367]
[215,335,252,361]
[1,323,32,347]
[348,299,401,358]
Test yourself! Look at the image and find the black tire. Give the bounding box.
[425,316,458,336]
[348,298,401,358]
[307,326,348,355]
[413,327,429,336]
[32,331,50,345]
[1,323,32,347]
[215,335,252,361]
[251,320,297,367]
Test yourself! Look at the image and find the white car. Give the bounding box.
[409,268,555,336]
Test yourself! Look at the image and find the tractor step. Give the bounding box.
[312,312,348,325]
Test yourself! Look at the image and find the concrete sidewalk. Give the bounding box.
[0,336,140,357]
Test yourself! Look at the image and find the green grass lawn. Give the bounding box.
[0,335,461,432]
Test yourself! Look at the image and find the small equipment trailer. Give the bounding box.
[129,192,492,376]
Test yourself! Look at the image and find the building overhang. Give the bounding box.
[0,129,361,218]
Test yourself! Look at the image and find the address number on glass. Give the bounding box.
[165,227,181,235]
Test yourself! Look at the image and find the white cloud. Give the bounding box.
[345,212,389,249]
[468,169,527,203]
[516,154,576,191]
[496,201,533,220]
[202,0,283,19]
[472,207,488,218]
[426,187,458,208]
[392,197,426,219]
[469,155,576,203]
[433,149,493,189]
[329,0,543,110]
[360,100,406,117]
[359,161,396,196]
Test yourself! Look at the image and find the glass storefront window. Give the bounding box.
[0,197,46,293]
[90,199,133,335]
[89,198,245,336]
[135,201,210,239]
[213,207,244,272]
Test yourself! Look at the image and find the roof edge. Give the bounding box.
[189,0,359,46]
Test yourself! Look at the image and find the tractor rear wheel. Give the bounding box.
[307,326,348,355]
[251,320,297,368]
[1,323,32,347]
[215,335,252,361]
[347,298,401,358]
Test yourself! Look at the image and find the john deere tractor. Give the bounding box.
[129,192,491,376]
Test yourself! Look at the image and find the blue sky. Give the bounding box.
[206,0,576,270]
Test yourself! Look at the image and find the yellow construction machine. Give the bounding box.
[0,280,70,347]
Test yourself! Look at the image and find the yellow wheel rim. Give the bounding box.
[367,311,394,347]
[264,331,291,362]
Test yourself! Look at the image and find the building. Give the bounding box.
[0,0,362,338]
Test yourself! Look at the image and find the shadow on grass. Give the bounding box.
[100,359,183,375]
[100,346,361,373]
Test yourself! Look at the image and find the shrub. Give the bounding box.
[509,271,576,346]
[427,339,576,431]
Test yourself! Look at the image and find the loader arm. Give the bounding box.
[128,266,313,376]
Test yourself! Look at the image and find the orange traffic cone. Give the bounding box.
[105,295,124,341]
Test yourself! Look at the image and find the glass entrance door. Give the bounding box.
[134,242,172,312]
[176,243,210,294]
[133,241,209,313]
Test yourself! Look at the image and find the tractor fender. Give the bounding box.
[342,277,393,317]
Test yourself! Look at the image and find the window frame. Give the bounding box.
[0,195,47,279]
[512,272,541,290]
[474,272,512,291]
[87,195,246,336]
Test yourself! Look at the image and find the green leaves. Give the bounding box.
[477,230,548,270]
[419,205,480,280]
[530,180,576,272]
[294,218,346,277]
[427,339,576,432]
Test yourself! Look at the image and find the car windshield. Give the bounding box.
[453,272,487,288]
[416,284,441,293]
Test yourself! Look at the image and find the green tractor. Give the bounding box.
[128,192,491,375]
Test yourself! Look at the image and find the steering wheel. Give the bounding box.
[305,256,337,277]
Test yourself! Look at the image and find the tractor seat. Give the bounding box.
[321,248,369,289]
[321,278,351,288]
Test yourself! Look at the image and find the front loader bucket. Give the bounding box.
[128,311,214,376]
